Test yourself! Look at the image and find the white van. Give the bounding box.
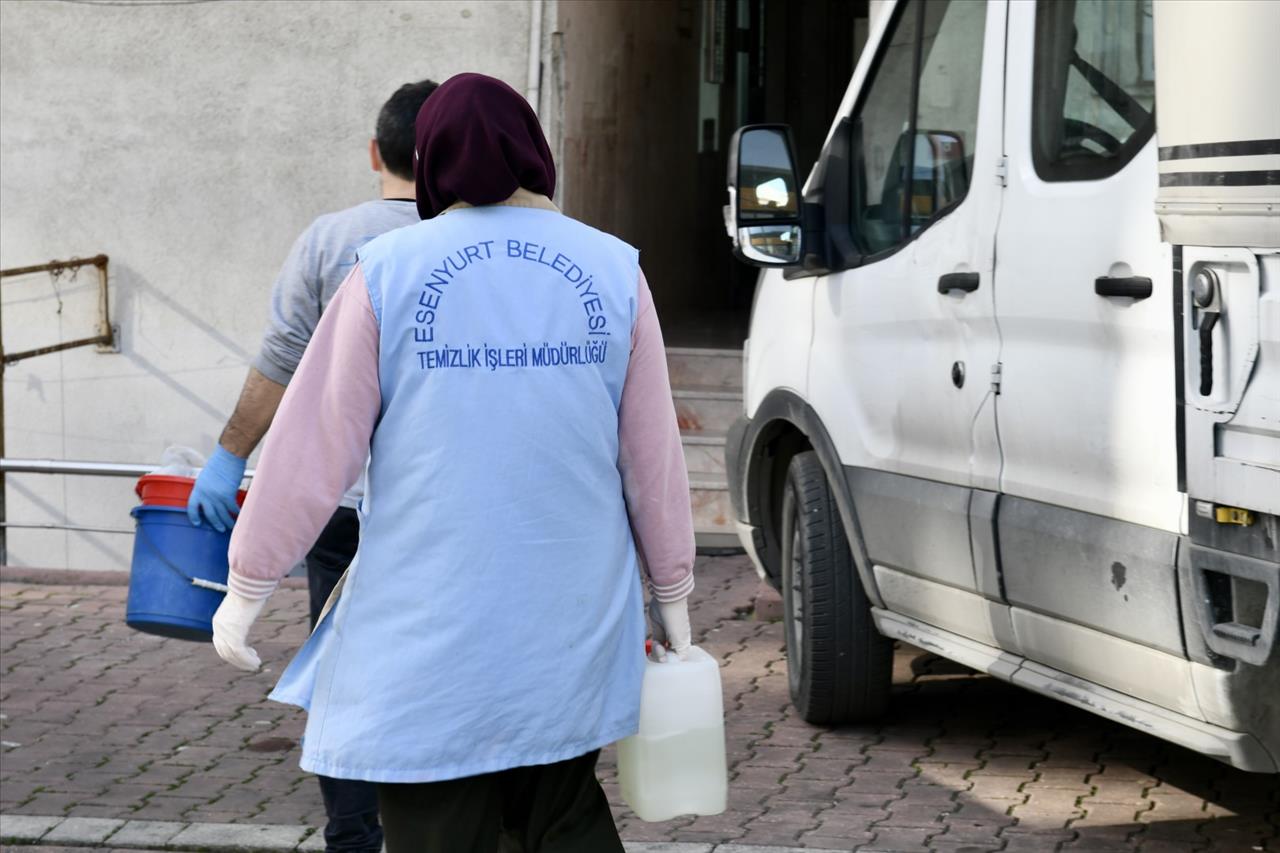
[723,0,1279,772]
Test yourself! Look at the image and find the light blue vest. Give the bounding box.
[270,205,646,783]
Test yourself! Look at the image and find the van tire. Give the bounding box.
[780,451,892,723]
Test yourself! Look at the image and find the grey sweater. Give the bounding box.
[255,198,418,509]
[254,199,419,385]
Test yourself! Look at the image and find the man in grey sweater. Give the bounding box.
[188,78,437,853]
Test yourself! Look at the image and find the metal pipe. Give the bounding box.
[1,522,133,535]
[96,258,114,349]
[4,334,114,366]
[0,254,109,279]
[0,458,255,479]
[526,0,544,116]
[2,459,154,477]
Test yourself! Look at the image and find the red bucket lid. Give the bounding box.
[136,474,246,508]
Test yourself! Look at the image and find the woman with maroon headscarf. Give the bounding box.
[209,73,697,851]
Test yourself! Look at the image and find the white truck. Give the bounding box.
[723,0,1279,771]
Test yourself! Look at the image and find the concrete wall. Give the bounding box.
[0,0,533,570]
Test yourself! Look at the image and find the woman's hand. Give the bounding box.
[648,596,692,660]
[211,591,268,671]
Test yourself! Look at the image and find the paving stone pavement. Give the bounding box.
[2,555,1278,852]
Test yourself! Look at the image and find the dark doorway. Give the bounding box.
[556,0,868,348]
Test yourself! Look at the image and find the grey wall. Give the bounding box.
[0,0,532,570]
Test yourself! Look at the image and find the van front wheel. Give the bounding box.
[780,451,892,723]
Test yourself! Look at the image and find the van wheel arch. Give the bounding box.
[740,390,883,610]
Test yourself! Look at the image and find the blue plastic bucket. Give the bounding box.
[126,504,230,641]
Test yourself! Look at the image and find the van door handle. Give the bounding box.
[938,272,980,294]
[1095,275,1152,299]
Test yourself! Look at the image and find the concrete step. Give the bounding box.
[665,348,742,550]
[682,431,727,476]
[690,473,739,549]
[673,386,742,437]
[666,346,743,391]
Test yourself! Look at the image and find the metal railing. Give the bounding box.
[1,255,119,562]
[2,459,169,478]
[0,458,257,541]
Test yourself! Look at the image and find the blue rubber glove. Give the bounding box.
[186,446,247,533]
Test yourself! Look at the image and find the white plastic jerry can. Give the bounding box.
[617,645,728,822]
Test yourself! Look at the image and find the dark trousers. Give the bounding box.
[306,507,382,853]
[376,750,622,853]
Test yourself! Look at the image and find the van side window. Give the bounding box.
[1032,0,1156,182]
[911,1,987,232]
[850,0,987,256]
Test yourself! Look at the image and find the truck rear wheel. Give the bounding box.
[780,451,892,723]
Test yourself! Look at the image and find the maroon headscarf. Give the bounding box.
[413,73,556,220]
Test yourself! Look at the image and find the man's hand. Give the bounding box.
[211,591,268,671]
[187,446,247,532]
[648,596,693,661]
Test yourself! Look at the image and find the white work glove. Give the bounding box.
[211,591,268,672]
[648,596,692,661]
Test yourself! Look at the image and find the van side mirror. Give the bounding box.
[725,125,802,266]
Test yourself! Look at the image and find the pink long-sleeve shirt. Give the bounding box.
[227,263,695,604]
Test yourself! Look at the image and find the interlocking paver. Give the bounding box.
[892,784,957,806]
[1000,823,1078,841]
[927,842,1001,853]
[935,816,1016,839]
[757,727,819,749]
[960,775,1023,800]
[1015,787,1084,815]
[971,756,1038,777]
[791,758,861,781]
[809,810,882,834]
[797,834,864,851]
[866,825,940,850]
[729,766,789,788]
[1073,801,1151,827]
[676,811,754,838]
[774,779,841,803]
[831,790,895,814]
[912,764,979,789]
[748,746,814,768]
[1133,841,1201,853]
[3,556,1280,851]
[859,750,925,774]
